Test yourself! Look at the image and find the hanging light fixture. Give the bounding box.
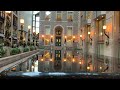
[46,11,51,15]
[5,11,11,13]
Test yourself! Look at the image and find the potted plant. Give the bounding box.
[0,43,6,58]
[23,47,29,52]
[10,47,21,55]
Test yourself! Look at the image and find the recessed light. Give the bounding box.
[97,19,98,20]
[102,16,103,17]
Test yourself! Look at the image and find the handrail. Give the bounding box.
[0,49,39,68]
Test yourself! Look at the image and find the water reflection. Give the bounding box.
[37,52,120,73]
[1,51,120,76]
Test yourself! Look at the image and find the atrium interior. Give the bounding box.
[0,11,120,79]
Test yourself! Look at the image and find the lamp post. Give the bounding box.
[20,19,24,30]
[20,19,24,46]
[28,25,31,46]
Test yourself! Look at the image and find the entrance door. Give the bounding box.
[55,50,61,60]
[55,36,61,46]
[54,26,63,71]
[54,50,62,71]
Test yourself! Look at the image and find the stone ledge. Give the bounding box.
[0,51,39,73]
[0,49,39,68]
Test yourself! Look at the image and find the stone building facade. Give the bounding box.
[79,11,120,73]
[39,11,80,72]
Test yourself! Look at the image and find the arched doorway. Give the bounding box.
[54,26,63,71]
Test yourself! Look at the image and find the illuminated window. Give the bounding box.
[33,27,35,33]
[32,11,40,34]
[36,27,39,34]
[33,21,35,26]
[44,39,50,45]
[66,51,72,61]
[36,17,40,21]
[56,11,62,21]
[86,11,92,19]
[97,18,105,59]
[67,11,73,21]
[66,35,72,47]
[36,22,39,27]
[44,51,50,59]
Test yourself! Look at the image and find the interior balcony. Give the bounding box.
[0,49,39,73]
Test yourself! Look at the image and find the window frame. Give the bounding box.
[67,26,73,36]
[56,11,62,21]
[67,11,74,21]
[44,25,51,35]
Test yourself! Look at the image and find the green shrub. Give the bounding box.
[10,47,21,55]
[30,46,34,51]
[23,47,29,52]
[0,44,6,58]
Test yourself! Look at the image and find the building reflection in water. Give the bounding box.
[35,50,119,73]
[2,51,120,74]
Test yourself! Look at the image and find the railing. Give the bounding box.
[0,49,39,68]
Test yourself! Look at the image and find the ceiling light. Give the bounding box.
[46,11,51,15]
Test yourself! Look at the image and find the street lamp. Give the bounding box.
[42,35,44,42]
[50,58,53,62]
[80,35,83,46]
[64,36,67,43]
[51,35,53,43]
[28,25,31,30]
[79,61,82,64]
[103,25,109,45]
[64,59,66,62]
[72,58,75,63]
[88,31,92,45]
[28,25,31,46]
[87,66,90,71]
[73,36,75,43]
[41,58,44,61]
[20,19,24,30]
